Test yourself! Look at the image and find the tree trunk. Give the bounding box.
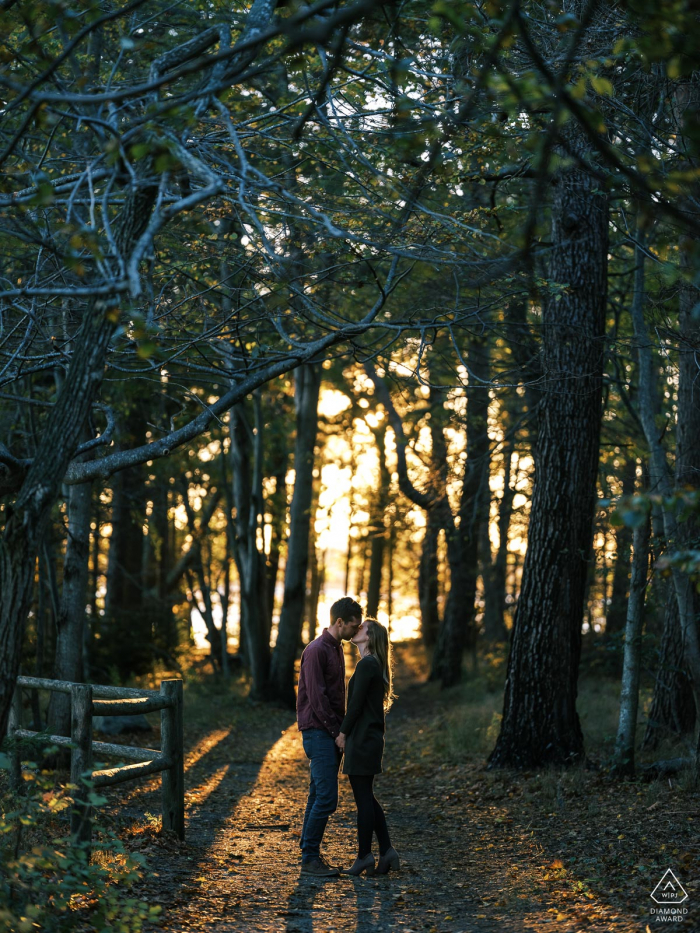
[489,147,608,769]
[48,468,93,738]
[0,301,121,737]
[306,547,325,642]
[265,458,288,633]
[606,458,636,636]
[482,433,514,643]
[366,422,389,618]
[643,594,696,748]
[230,394,270,698]
[431,334,491,687]
[419,379,449,647]
[611,512,651,776]
[419,511,442,647]
[269,364,321,707]
[629,225,700,745]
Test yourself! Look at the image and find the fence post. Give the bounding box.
[70,683,93,847]
[160,679,184,840]
[8,681,22,792]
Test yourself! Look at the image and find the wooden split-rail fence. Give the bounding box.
[7,675,184,846]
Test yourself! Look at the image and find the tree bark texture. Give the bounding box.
[270,364,321,707]
[489,155,608,768]
[48,467,92,739]
[643,594,696,748]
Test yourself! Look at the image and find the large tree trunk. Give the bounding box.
[643,219,700,747]
[489,148,608,769]
[0,305,120,737]
[47,466,93,738]
[103,412,149,678]
[673,222,700,732]
[431,334,491,687]
[0,169,159,732]
[629,224,700,749]
[643,595,696,748]
[269,364,321,707]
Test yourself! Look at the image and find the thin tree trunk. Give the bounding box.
[269,364,321,707]
[431,334,491,687]
[230,393,270,697]
[31,556,47,730]
[307,548,325,641]
[265,458,288,632]
[606,458,636,636]
[419,511,442,647]
[419,380,449,647]
[366,422,389,618]
[612,512,651,776]
[220,558,231,678]
[489,143,608,769]
[482,433,514,642]
[387,519,395,635]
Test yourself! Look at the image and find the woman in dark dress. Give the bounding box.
[335,618,399,877]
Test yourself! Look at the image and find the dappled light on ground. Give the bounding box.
[102,646,698,932]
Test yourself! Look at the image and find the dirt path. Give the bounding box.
[116,659,696,933]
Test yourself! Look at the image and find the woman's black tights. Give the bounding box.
[348,774,392,858]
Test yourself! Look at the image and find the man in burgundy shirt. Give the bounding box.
[297,596,362,877]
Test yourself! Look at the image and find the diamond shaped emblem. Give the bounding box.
[651,869,688,905]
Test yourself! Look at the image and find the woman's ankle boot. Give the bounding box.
[376,847,400,875]
[342,853,375,876]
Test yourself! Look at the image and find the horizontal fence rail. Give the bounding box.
[7,675,185,848]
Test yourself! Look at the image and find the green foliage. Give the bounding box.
[0,750,160,933]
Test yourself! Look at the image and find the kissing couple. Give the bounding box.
[296,596,400,877]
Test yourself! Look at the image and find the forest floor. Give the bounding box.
[99,643,699,933]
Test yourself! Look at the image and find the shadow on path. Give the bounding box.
[123,651,659,933]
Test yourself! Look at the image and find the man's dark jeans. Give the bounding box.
[300,728,341,861]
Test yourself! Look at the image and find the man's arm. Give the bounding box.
[304,648,342,737]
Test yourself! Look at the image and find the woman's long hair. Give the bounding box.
[365,618,395,711]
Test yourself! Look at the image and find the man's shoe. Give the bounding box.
[301,857,340,877]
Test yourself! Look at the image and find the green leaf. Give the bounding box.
[590,75,614,97]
